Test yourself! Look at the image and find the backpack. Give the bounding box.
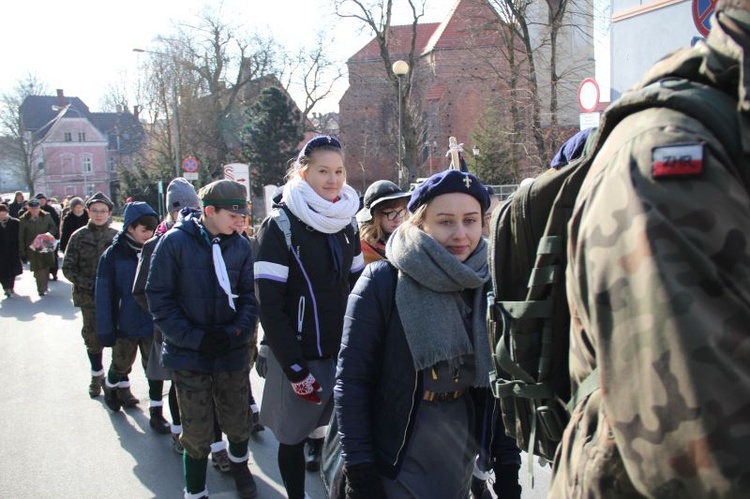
[487,76,744,462]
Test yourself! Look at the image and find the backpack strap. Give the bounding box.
[270,207,292,250]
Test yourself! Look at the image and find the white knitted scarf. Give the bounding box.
[281,175,360,234]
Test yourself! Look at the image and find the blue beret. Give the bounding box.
[407,169,490,213]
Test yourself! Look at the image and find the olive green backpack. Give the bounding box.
[487,76,744,462]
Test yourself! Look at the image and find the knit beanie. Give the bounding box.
[69,197,84,209]
[166,178,200,213]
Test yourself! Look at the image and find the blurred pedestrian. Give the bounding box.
[254,135,363,499]
[0,203,22,297]
[95,202,159,412]
[146,180,259,499]
[62,192,117,398]
[18,198,58,297]
[59,197,88,254]
[336,169,493,498]
[356,180,410,265]
[34,193,61,281]
[8,191,25,218]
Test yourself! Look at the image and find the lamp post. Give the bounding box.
[472,146,480,177]
[392,60,409,188]
[133,48,181,178]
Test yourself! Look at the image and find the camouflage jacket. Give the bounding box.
[61,221,117,308]
[18,210,58,271]
[550,11,750,499]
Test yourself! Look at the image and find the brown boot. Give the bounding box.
[88,374,105,398]
[229,460,258,498]
[118,386,139,407]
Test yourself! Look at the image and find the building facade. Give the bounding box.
[20,89,144,203]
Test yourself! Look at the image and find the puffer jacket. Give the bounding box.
[254,204,364,382]
[334,261,424,479]
[145,211,257,372]
[95,202,158,346]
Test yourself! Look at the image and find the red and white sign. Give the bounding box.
[577,78,600,113]
[223,163,251,201]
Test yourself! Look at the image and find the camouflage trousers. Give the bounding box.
[80,307,103,355]
[172,368,251,459]
[108,337,152,381]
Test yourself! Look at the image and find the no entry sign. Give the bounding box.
[577,78,600,113]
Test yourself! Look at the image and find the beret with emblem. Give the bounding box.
[407,169,490,213]
[199,180,249,215]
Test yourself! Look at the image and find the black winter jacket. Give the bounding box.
[334,261,424,479]
[254,204,364,382]
[145,212,257,372]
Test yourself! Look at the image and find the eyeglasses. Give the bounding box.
[89,209,110,215]
[380,208,407,221]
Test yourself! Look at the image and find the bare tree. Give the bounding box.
[0,75,50,195]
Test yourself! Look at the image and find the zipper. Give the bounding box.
[296,296,305,342]
[393,370,419,466]
[291,246,323,356]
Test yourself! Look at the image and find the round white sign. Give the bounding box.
[578,78,600,113]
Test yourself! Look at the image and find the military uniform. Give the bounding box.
[550,9,750,498]
[18,209,58,295]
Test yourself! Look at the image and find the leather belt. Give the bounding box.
[423,389,465,402]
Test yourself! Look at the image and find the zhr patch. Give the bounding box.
[652,143,704,179]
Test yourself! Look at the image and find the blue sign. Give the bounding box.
[692,0,716,37]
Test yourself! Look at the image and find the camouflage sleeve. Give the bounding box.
[564,107,750,496]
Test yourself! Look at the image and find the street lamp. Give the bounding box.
[392,60,409,188]
[472,146,480,177]
[133,48,181,177]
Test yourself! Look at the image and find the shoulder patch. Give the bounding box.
[652,143,704,179]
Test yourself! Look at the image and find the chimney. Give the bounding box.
[116,104,123,114]
[56,89,65,107]
[133,105,140,120]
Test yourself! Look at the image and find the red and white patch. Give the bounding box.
[652,143,704,179]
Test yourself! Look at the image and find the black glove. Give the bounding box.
[255,344,269,378]
[344,462,386,499]
[198,329,231,359]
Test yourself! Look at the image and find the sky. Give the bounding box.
[1,0,455,114]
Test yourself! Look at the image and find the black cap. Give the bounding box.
[356,180,410,223]
[85,192,114,210]
[35,193,47,200]
[27,199,41,207]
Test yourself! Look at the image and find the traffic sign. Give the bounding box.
[182,156,199,173]
[577,78,600,113]
[692,0,716,37]
[579,112,601,131]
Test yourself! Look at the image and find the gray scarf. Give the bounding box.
[386,225,492,387]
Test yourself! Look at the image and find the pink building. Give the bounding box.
[21,89,144,204]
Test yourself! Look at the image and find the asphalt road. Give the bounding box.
[0,268,551,498]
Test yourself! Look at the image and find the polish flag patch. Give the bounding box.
[652,143,704,179]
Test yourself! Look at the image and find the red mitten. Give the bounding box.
[291,373,322,404]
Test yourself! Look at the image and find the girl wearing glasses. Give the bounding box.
[254,135,364,499]
[356,180,411,265]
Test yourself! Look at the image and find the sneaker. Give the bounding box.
[118,387,139,407]
[211,449,231,473]
[171,433,184,454]
[88,374,105,398]
[103,383,121,412]
[250,409,264,433]
[304,438,323,472]
[229,460,258,498]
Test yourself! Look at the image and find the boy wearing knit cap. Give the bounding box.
[62,192,117,398]
[146,180,258,499]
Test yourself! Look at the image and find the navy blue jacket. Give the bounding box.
[95,202,158,346]
[145,212,257,372]
[334,261,425,479]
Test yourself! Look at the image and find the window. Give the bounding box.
[85,184,94,197]
[108,157,116,173]
[65,186,75,197]
[78,132,86,142]
[60,154,74,173]
[82,156,93,173]
[64,132,72,142]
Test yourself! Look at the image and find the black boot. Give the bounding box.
[229,460,258,498]
[470,475,493,499]
[103,383,121,412]
[305,437,323,472]
[492,463,522,499]
[149,406,171,434]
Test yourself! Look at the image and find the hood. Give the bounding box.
[121,201,158,231]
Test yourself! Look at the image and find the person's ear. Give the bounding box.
[204,205,216,217]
